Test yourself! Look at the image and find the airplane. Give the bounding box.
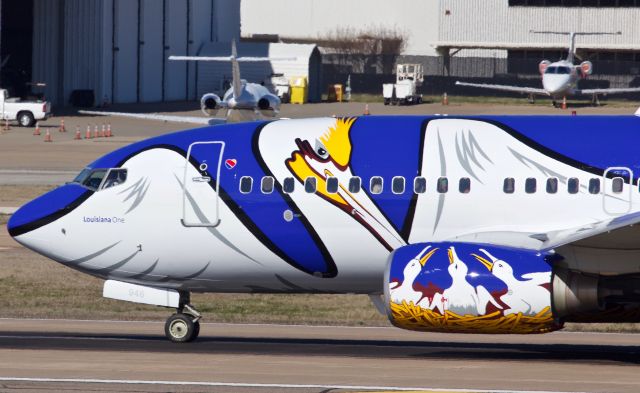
[456,31,640,106]
[82,41,285,124]
[8,113,640,342]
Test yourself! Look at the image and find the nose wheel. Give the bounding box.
[164,294,202,343]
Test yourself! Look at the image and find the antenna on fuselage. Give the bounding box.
[530,30,622,63]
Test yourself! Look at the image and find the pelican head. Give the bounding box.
[473,249,513,279]
[447,246,468,277]
[285,117,356,208]
[403,245,438,281]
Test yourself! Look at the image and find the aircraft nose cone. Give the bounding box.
[7,184,92,238]
[543,76,569,96]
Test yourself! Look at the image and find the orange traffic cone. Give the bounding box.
[93,125,99,139]
[44,129,52,142]
[33,122,41,136]
[74,126,81,140]
[442,92,449,106]
[59,119,66,132]
[363,104,371,116]
[85,125,92,139]
[100,124,105,138]
[561,96,567,110]
[106,123,112,137]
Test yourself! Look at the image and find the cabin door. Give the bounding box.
[182,141,225,227]
[603,167,633,216]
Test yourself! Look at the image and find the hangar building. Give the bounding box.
[242,0,640,94]
[0,0,240,107]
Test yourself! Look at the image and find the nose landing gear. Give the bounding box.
[164,293,202,343]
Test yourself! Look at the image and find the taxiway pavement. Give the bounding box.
[0,318,638,393]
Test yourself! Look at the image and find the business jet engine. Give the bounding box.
[580,61,593,77]
[538,60,551,75]
[384,242,640,334]
[200,93,222,117]
[257,93,281,117]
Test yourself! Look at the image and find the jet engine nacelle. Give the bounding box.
[580,61,593,77]
[257,93,281,117]
[200,93,222,117]
[385,242,640,334]
[539,60,551,75]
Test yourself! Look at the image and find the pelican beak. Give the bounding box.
[472,253,494,271]
[447,248,454,265]
[419,247,438,266]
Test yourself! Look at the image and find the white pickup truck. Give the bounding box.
[0,89,51,127]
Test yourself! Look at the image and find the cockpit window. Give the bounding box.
[73,168,127,191]
[546,66,570,74]
[73,168,92,184]
[81,169,108,191]
[102,169,128,190]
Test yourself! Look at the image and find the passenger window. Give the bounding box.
[503,178,515,194]
[392,176,405,194]
[348,177,361,193]
[546,178,558,194]
[568,178,579,194]
[305,177,317,193]
[437,177,448,193]
[326,177,339,194]
[612,177,624,193]
[102,169,127,190]
[283,177,295,194]
[239,176,253,194]
[370,176,383,194]
[459,178,470,193]
[261,176,274,194]
[413,177,426,194]
[589,178,600,194]
[525,178,536,194]
[82,169,108,191]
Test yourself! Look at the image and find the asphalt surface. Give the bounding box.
[0,319,638,393]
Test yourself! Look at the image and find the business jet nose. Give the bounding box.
[543,76,570,96]
[7,184,91,240]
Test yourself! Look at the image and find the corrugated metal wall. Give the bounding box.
[439,1,640,50]
[33,0,104,107]
[32,0,240,107]
[32,0,61,105]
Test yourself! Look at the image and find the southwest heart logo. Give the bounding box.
[225,159,237,170]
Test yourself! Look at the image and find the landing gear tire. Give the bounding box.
[165,313,198,343]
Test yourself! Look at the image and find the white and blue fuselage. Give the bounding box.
[8,115,640,338]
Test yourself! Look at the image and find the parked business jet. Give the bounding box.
[456,31,640,106]
[9,114,640,342]
[82,41,283,124]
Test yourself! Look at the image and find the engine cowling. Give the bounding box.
[580,61,593,77]
[539,60,551,75]
[200,93,222,117]
[385,242,640,334]
[385,242,559,334]
[257,93,281,117]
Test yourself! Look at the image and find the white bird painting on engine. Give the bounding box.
[429,247,502,316]
[389,245,438,306]
[472,249,551,316]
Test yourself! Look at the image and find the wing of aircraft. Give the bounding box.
[78,110,225,125]
[455,81,548,96]
[577,87,640,95]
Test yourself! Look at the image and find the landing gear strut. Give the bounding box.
[164,292,201,343]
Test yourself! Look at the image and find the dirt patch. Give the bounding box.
[0,185,55,206]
